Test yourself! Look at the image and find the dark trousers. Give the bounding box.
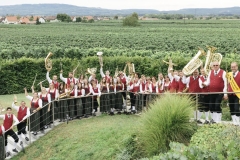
[199,94,210,112]
[4,129,19,146]
[17,121,27,135]
[209,94,223,113]
[228,94,240,116]
[122,91,126,100]
[93,99,98,111]
[130,92,134,107]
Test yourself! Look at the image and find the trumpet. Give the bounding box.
[45,52,53,71]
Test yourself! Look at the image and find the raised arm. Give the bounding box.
[46,71,52,83]
[100,67,105,78]
[60,70,67,83]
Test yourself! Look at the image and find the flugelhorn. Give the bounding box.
[45,52,53,71]
[86,68,97,75]
[97,52,103,67]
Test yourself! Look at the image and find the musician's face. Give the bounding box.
[201,69,206,76]
[7,109,12,115]
[212,62,220,71]
[53,76,57,81]
[231,63,238,73]
[106,71,110,75]
[174,71,178,75]
[179,72,183,77]
[49,83,54,88]
[193,70,199,77]
[21,101,26,107]
[69,73,73,78]
[41,88,47,93]
[33,92,38,98]
[158,73,163,79]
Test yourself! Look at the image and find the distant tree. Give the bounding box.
[36,17,41,25]
[82,17,88,23]
[57,13,72,22]
[114,15,118,20]
[16,15,21,20]
[29,15,34,21]
[76,17,82,22]
[132,12,139,20]
[88,19,94,23]
[123,13,140,27]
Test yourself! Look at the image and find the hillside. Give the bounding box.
[0,4,240,16]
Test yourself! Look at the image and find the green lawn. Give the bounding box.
[12,114,139,160]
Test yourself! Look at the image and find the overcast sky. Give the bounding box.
[0,0,240,11]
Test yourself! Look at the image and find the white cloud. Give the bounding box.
[0,0,240,10]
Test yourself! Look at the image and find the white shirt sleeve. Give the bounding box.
[173,75,180,81]
[203,71,211,86]
[140,84,143,93]
[38,99,43,108]
[186,77,190,88]
[26,95,33,101]
[12,102,20,112]
[182,75,187,84]
[13,115,20,126]
[60,73,67,83]
[222,71,227,95]
[199,78,204,89]
[74,88,78,97]
[47,94,51,103]
[156,85,159,93]
[88,75,93,82]
[107,84,109,93]
[149,84,153,93]
[46,71,52,83]
[100,67,105,78]
[1,126,5,133]
[168,73,173,82]
[0,115,5,120]
[82,89,85,96]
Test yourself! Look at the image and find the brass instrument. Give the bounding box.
[86,68,97,75]
[204,46,222,74]
[182,49,204,75]
[97,52,103,67]
[163,58,177,70]
[59,88,74,99]
[45,52,53,71]
[114,66,119,77]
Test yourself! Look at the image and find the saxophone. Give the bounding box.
[204,46,222,74]
[45,52,53,71]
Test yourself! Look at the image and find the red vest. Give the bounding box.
[209,69,224,92]
[70,89,75,96]
[141,82,146,92]
[200,76,209,93]
[102,86,108,92]
[178,78,186,92]
[48,89,56,100]
[152,84,157,93]
[109,85,114,92]
[52,81,59,89]
[18,106,27,122]
[169,79,178,93]
[77,89,82,96]
[0,126,2,136]
[31,99,39,109]
[189,76,201,93]
[105,76,112,83]
[228,72,240,94]
[84,87,90,94]
[93,87,98,99]
[132,84,140,93]
[40,94,49,103]
[121,77,127,90]
[66,78,76,89]
[116,84,123,91]
[3,114,13,130]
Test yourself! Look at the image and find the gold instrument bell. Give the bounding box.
[45,52,53,71]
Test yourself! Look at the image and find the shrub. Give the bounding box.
[138,93,197,157]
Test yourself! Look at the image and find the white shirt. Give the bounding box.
[74,88,85,97]
[0,125,5,134]
[12,102,31,122]
[203,69,227,95]
[90,87,101,97]
[46,88,59,100]
[26,95,43,108]
[185,76,199,88]
[0,114,19,126]
[199,75,208,89]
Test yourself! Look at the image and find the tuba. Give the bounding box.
[45,52,53,71]
[182,49,205,75]
[204,46,222,74]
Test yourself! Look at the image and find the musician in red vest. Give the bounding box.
[0,107,20,154]
[198,68,210,124]
[100,66,112,84]
[90,80,101,115]
[12,100,30,143]
[128,77,140,113]
[226,62,240,125]
[140,75,147,108]
[46,71,59,89]
[177,70,186,93]
[183,69,201,122]
[60,70,78,89]
[119,71,128,107]
[88,73,98,85]
[203,61,227,123]
[168,68,179,93]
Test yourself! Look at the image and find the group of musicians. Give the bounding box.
[0,60,240,158]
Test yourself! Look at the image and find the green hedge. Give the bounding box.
[0,54,236,95]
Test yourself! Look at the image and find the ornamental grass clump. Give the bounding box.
[138,93,196,156]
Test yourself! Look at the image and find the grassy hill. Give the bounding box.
[11,114,139,160]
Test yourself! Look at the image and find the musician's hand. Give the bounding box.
[31,86,34,89]
[202,83,206,87]
[223,95,228,100]
[33,109,37,113]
